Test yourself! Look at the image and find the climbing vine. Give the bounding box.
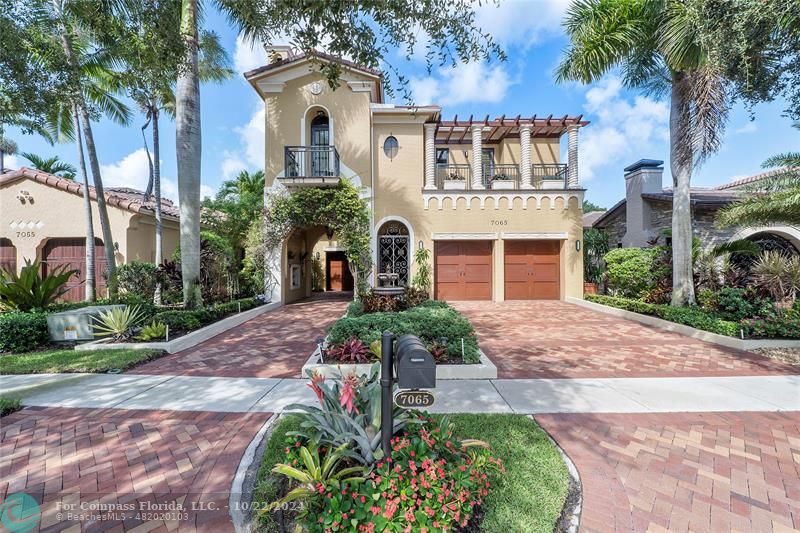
[256,181,373,297]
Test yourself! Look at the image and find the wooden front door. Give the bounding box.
[326,251,353,292]
[434,240,492,301]
[504,240,560,300]
[42,238,107,301]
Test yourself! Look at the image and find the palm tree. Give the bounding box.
[0,137,17,171]
[20,152,76,178]
[219,170,265,200]
[556,0,731,306]
[717,127,800,227]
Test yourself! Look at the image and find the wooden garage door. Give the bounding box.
[0,238,15,273]
[434,240,492,300]
[504,240,560,300]
[42,238,107,302]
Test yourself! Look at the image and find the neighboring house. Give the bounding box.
[246,47,589,303]
[592,159,800,254]
[0,167,180,300]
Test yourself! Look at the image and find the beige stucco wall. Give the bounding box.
[0,177,178,271]
[264,72,374,190]
[436,138,557,166]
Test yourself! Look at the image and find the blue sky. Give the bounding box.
[6,0,800,209]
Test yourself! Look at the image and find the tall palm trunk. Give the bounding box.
[78,104,118,297]
[152,107,164,304]
[670,73,696,306]
[176,0,202,308]
[73,105,95,301]
[55,13,117,298]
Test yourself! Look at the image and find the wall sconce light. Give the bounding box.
[575,240,581,252]
[418,240,424,250]
[325,226,335,240]
[114,242,120,252]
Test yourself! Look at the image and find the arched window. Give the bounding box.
[732,232,800,270]
[378,221,410,286]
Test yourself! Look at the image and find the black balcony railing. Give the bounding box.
[532,163,568,188]
[284,146,340,180]
[435,163,471,188]
[485,164,520,188]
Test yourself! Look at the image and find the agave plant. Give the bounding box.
[91,305,147,342]
[751,250,800,303]
[289,365,417,465]
[0,259,78,311]
[262,443,366,516]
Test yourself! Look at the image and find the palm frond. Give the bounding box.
[717,186,800,227]
[763,153,800,169]
[198,30,234,83]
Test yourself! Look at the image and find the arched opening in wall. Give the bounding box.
[732,232,800,270]
[309,110,332,177]
[377,221,410,287]
[0,238,16,273]
[42,237,107,301]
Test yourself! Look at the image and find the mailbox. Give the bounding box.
[394,334,436,389]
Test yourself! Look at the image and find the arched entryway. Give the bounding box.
[377,220,411,286]
[730,227,800,269]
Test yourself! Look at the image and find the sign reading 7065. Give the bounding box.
[394,390,435,409]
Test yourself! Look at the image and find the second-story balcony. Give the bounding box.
[282,146,341,187]
[435,163,568,190]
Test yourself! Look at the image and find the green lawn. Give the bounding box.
[253,414,570,533]
[0,348,164,374]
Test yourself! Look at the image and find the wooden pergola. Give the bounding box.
[433,114,589,144]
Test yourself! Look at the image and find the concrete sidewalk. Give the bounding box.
[3,373,798,414]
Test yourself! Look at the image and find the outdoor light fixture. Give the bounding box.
[575,240,581,252]
[325,226,335,240]
[418,240,424,250]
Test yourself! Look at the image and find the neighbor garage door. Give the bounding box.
[504,240,560,300]
[42,238,107,301]
[434,240,492,300]
[0,238,15,273]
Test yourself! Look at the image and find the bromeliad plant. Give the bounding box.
[91,305,147,342]
[136,320,167,341]
[288,365,416,465]
[0,259,78,311]
[325,337,372,364]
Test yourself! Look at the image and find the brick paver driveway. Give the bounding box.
[455,301,797,379]
[131,295,349,378]
[538,411,800,533]
[0,407,269,532]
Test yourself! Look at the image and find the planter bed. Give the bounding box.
[76,301,279,354]
[249,413,571,533]
[572,295,800,351]
[301,346,498,380]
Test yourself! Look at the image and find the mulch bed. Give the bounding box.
[750,347,800,367]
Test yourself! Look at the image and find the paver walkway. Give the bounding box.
[538,411,800,533]
[130,295,349,378]
[0,407,269,532]
[455,301,797,379]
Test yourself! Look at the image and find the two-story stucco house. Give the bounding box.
[246,48,588,304]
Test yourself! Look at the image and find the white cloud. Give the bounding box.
[734,122,758,135]
[219,104,265,179]
[475,0,571,48]
[3,154,20,170]
[233,36,268,74]
[100,149,214,204]
[410,61,514,105]
[578,76,670,181]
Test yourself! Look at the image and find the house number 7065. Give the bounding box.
[490,220,508,226]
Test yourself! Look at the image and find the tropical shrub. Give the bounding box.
[361,292,402,313]
[149,297,260,334]
[91,305,147,342]
[603,247,659,298]
[0,259,77,311]
[154,260,183,304]
[151,310,202,332]
[137,321,167,341]
[751,250,800,303]
[327,304,480,363]
[740,316,800,338]
[0,312,49,353]
[288,366,416,465]
[117,261,158,299]
[402,286,429,308]
[0,397,21,417]
[583,228,609,284]
[411,247,432,295]
[346,299,364,317]
[325,337,372,364]
[714,287,757,321]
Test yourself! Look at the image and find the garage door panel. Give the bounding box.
[434,240,492,301]
[44,238,107,302]
[504,239,560,300]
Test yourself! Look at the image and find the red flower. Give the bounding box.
[307,371,326,404]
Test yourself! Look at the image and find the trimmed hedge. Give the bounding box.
[0,312,49,353]
[328,302,480,363]
[151,297,261,333]
[585,294,740,337]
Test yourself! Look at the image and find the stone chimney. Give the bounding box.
[622,159,664,247]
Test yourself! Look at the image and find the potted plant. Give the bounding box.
[442,171,467,190]
[490,173,515,189]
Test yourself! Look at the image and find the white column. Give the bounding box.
[567,124,579,188]
[471,125,483,189]
[519,124,532,189]
[424,123,436,190]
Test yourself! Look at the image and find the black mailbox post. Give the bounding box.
[380,332,436,456]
